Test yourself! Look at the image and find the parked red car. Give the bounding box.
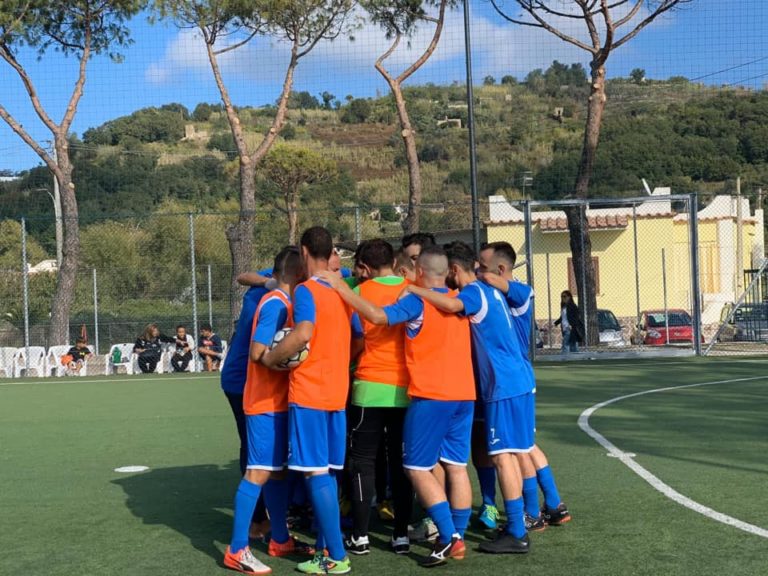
[639,309,699,345]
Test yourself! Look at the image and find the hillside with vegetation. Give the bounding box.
[3,64,768,258]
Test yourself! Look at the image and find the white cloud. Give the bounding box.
[145,4,671,90]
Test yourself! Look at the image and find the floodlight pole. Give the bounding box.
[463,0,481,253]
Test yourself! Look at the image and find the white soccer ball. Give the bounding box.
[270,327,310,369]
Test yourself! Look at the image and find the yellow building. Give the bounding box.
[486,192,764,324]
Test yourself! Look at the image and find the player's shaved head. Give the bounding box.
[481,241,516,267]
[273,245,301,281]
[417,245,449,278]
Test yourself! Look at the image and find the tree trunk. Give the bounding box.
[48,139,79,345]
[568,62,607,346]
[226,161,256,323]
[391,83,423,234]
[286,191,299,246]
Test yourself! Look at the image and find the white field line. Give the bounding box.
[0,375,217,387]
[578,375,768,539]
[547,359,768,369]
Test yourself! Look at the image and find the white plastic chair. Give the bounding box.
[13,346,47,377]
[105,343,135,375]
[0,347,18,378]
[46,345,71,377]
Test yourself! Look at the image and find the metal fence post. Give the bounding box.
[662,248,669,345]
[579,203,588,350]
[207,264,213,329]
[92,268,99,355]
[21,217,30,374]
[546,252,553,349]
[354,206,362,244]
[189,213,199,350]
[523,201,536,360]
[689,194,703,355]
[632,203,641,326]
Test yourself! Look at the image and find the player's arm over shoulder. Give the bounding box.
[316,270,388,325]
[407,285,464,314]
[505,279,533,308]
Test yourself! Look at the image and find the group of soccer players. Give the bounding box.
[219,226,570,575]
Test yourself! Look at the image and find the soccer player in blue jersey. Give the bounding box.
[478,242,571,529]
[406,241,533,554]
[221,268,274,473]
[225,247,315,575]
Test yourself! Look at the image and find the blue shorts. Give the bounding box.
[403,398,474,470]
[287,404,346,472]
[485,393,536,455]
[246,412,288,471]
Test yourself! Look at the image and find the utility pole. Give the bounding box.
[736,176,743,294]
[463,0,481,253]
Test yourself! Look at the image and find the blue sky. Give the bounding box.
[1,0,767,173]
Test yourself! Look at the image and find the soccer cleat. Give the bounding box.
[224,546,272,574]
[344,534,370,555]
[391,535,410,555]
[408,517,439,543]
[267,535,315,557]
[297,553,351,575]
[524,513,547,532]
[478,532,530,555]
[377,499,396,521]
[478,504,500,530]
[419,537,465,567]
[542,502,572,526]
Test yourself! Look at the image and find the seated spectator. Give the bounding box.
[62,337,92,376]
[171,324,194,373]
[198,322,223,372]
[134,323,173,374]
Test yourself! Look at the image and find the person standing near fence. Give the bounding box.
[554,291,584,354]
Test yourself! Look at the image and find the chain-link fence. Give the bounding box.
[0,190,763,377]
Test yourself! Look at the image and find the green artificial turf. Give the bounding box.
[0,358,766,576]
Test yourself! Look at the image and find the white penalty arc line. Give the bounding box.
[578,375,768,539]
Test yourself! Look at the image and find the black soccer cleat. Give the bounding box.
[419,537,465,567]
[478,532,531,555]
[344,534,370,555]
[542,502,571,526]
[524,512,547,532]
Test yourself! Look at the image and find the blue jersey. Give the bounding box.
[505,281,535,362]
[220,269,272,394]
[458,281,533,401]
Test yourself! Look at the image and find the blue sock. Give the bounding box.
[230,479,263,553]
[451,507,472,538]
[426,501,457,544]
[263,478,291,544]
[504,498,526,539]
[307,474,345,560]
[476,466,497,507]
[522,476,540,518]
[536,466,562,510]
[290,471,307,506]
